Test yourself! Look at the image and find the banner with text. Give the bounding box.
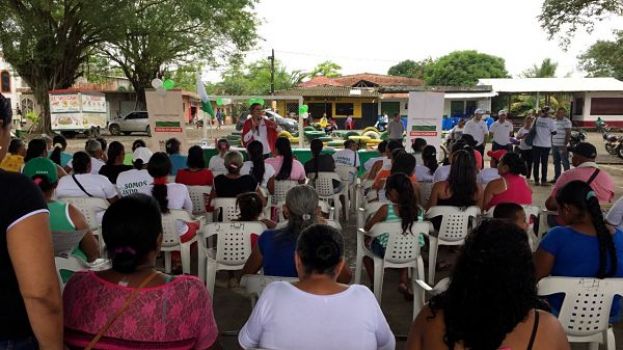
[145,90,187,153]
[406,92,444,151]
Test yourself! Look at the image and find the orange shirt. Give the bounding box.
[373,169,417,190]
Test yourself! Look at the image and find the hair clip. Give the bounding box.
[302,213,311,220]
[586,191,597,201]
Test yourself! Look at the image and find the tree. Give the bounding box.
[211,59,304,95]
[522,58,558,78]
[309,61,342,78]
[387,59,433,79]
[0,0,129,130]
[84,55,126,85]
[578,30,623,80]
[539,0,623,47]
[425,50,508,86]
[100,0,258,108]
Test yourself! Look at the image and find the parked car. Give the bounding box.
[108,111,151,136]
[235,109,298,134]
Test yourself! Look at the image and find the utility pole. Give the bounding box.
[268,48,275,95]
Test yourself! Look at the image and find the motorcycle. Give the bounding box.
[603,132,623,158]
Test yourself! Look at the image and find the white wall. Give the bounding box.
[579,91,623,125]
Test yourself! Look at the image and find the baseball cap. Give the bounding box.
[23,157,58,183]
[487,149,507,162]
[498,109,508,116]
[474,108,485,115]
[571,142,597,159]
[133,147,154,164]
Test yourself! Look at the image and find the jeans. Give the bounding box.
[551,145,570,180]
[0,337,38,350]
[519,149,533,179]
[532,146,550,183]
[492,142,512,151]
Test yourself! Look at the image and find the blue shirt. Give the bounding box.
[169,154,187,176]
[539,226,623,321]
[258,229,297,277]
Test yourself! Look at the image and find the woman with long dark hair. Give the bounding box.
[175,145,214,186]
[427,149,482,209]
[147,152,192,213]
[98,141,132,184]
[483,152,532,210]
[535,180,623,320]
[414,145,438,183]
[304,138,335,180]
[406,220,569,350]
[49,134,71,167]
[266,137,306,191]
[241,140,274,188]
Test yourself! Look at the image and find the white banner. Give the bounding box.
[406,92,444,150]
[145,90,188,153]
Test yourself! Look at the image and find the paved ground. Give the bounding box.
[64,128,623,349]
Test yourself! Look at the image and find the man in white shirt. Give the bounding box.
[463,109,488,162]
[242,103,279,156]
[489,110,514,151]
[333,139,360,168]
[531,106,557,185]
[550,107,572,182]
[208,139,229,176]
[387,113,404,142]
[116,147,153,196]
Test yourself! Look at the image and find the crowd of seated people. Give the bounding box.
[4,90,623,349]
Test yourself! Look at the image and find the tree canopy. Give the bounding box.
[522,58,558,78]
[425,50,508,86]
[539,0,623,47]
[0,0,129,130]
[100,0,258,108]
[209,59,304,95]
[387,59,433,80]
[578,30,623,80]
[309,61,342,78]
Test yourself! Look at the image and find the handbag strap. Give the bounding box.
[72,174,94,198]
[587,168,601,185]
[85,271,159,350]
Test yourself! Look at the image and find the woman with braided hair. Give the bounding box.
[535,180,623,321]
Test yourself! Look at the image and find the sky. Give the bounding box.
[207,0,623,82]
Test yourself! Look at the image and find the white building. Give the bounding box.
[479,78,623,127]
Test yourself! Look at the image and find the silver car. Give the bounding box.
[108,111,151,136]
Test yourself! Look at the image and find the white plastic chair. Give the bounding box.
[187,185,212,216]
[418,182,434,207]
[335,165,357,212]
[212,197,240,222]
[240,274,298,307]
[425,206,480,285]
[538,277,623,350]
[199,221,266,296]
[355,221,432,319]
[271,180,298,221]
[538,209,558,241]
[160,210,197,274]
[55,256,86,291]
[311,172,348,221]
[58,197,109,255]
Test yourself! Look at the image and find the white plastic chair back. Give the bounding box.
[55,256,85,291]
[272,180,298,205]
[373,222,423,265]
[418,182,434,207]
[187,186,212,215]
[427,205,479,242]
[200,221,266,296]
[313,172,340,197]
[241,274,298,307]
[335,165,357,186]
[538,276,623,348]
[52,230,88,257]
[212,197,240,222]
[160,210,195,274]
[59,197,109,230]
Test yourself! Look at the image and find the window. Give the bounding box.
[465,101,478,116]
[0,71,10,93]
[450,101,464,116]
[590,98,623,115]
[335,103,354,116]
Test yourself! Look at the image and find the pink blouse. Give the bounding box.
[63,271,218,349]
[487,173,532,209]
[265,156,306,181]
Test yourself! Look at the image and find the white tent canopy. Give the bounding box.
[478,77,623,93]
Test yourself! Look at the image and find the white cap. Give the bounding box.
[498,109,508,116]
[474,108,485,115]
[133,147,153,164]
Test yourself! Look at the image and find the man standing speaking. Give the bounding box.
[242,103,279,157]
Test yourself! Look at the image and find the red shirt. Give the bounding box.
[175,168,214,186]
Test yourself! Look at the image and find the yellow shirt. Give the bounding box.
[0,154,24,173]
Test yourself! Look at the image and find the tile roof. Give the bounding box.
[298,73,424,88]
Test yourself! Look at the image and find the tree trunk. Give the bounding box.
[33,84,51,133]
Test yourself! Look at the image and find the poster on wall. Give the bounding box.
[50,94,80,113]
[406,91,444,150]
[81,94,107,113]
[145,89,187,153]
